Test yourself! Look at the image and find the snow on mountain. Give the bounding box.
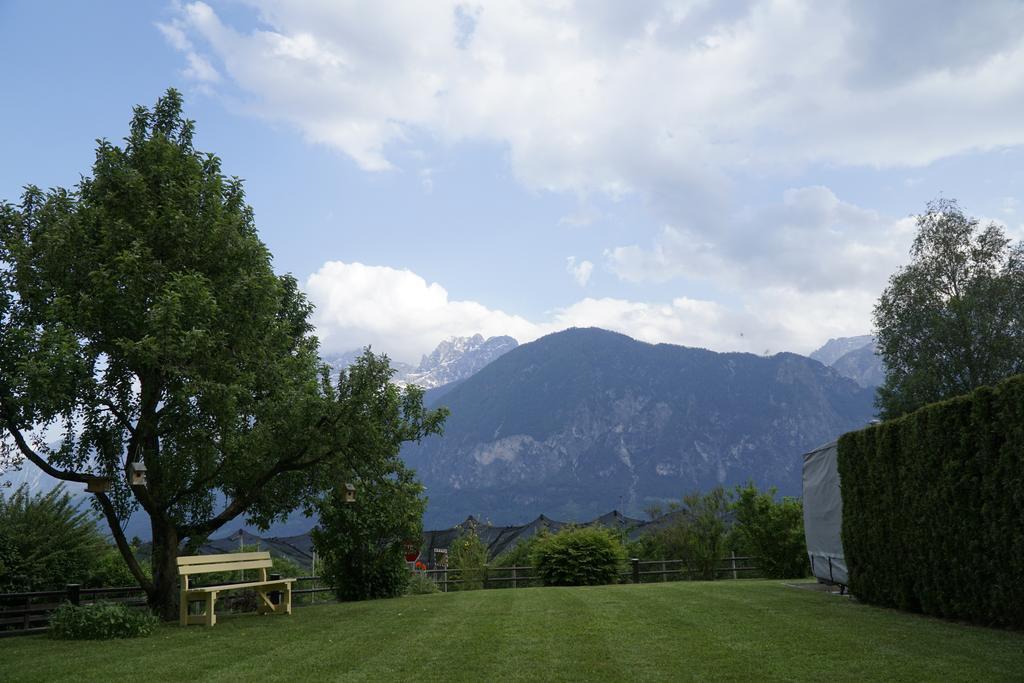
[404,334,518,389]
[325,334,519,390]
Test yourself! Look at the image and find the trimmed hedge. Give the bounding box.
[837,374,1024,627]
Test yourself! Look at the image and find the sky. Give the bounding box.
[3,0,1024,364]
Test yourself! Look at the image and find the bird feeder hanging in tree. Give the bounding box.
[344,482,356,504]
[85,477,111,494]
[128,461,148,487]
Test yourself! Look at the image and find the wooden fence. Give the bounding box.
[1,555,760,635]
[422,554,759,591]
[0,584,148,637]
[0,575,330,637]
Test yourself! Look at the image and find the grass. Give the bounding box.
[2,580,1022,681]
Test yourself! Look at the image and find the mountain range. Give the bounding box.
[3,327,882,539]
[810,335,885,388]
[325,334,518,389]
[405,327,876,528]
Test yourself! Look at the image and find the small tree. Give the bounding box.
[447,523,488,590]
[312,452,426,602]
[874,198,1024,418]
[681,487,730,580]
[730,483,808,579]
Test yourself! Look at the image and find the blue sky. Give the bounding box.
[3,0,1024,363]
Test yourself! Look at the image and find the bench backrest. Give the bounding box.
[176,551,273,577]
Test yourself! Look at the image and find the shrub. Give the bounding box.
[730,484,809,579]
[405,572,439,595]
[838,373,1024,627]
[313,468,425,602]
[49,601,158,640]
[447,526,488,591]
[493,532,545,568]
[85,545,148,588]
[531,526,626,586]
[0,484,107,591]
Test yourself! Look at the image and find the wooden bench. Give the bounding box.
[176,551,295,627]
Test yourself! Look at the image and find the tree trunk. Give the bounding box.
[148,520,181,621]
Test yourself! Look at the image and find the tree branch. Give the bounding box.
[179,417,342,539]
[94,492,155,595]
[98,400,136,436]
[1,415,90,484]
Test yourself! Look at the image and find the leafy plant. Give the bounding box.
[447,525,488,590]
[49,601,158,640]
[405,572,439,595]
[0,484,107,591]
[531,526,626,586]
[874,198,1024,418]
[313,457,427,602]
[730,483,808,579]
[839,373,1024,627]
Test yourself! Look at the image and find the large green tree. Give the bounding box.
[874,198,1024,418]
[0,90,446,618]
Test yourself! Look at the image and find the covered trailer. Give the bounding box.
[802,441,848,586]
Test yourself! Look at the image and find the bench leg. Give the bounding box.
[284,583,292,615]
[205,592,217,626]
[179,591,188,627]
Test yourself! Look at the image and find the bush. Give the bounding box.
[405,572,439,595]
[838,373,1024,627]
[0,484,107,591]
[313,467,425,602]
[85,545,148,588]
[531,526,626,586]
[447,526,488,591]
[730,484,809,579]
[49,601,158,640]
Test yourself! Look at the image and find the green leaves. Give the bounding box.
[730,483,808,579]
[839,373,1024,627]
[531,526,626,586]
[0,484,108,591]
[48,601,158,640]
[874,198,1024,418]
[0,89,446,615]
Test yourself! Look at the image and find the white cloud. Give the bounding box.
[565,257,593,286]
[606,186,917,295]
[305,260,874,362]
[163,1,1024,191]
[184,52,221,83]
[306,262,540,362]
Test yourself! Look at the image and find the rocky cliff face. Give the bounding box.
[404,334,518,389]
[404,327,876,528]
[809,335,885,388]
[809,335,876,366]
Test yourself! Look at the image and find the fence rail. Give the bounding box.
[0,554,760,635]
[0,584,148,638]
[421,554,759,591]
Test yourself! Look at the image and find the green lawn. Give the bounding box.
[2,580,1022,681]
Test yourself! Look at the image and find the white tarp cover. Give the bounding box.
[802,441,848,585]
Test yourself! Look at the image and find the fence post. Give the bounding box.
[269,573,282,605]
[631,558,640,584]
[731,551,737,580]
[66,583,81,606]
[512,566,517,590]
